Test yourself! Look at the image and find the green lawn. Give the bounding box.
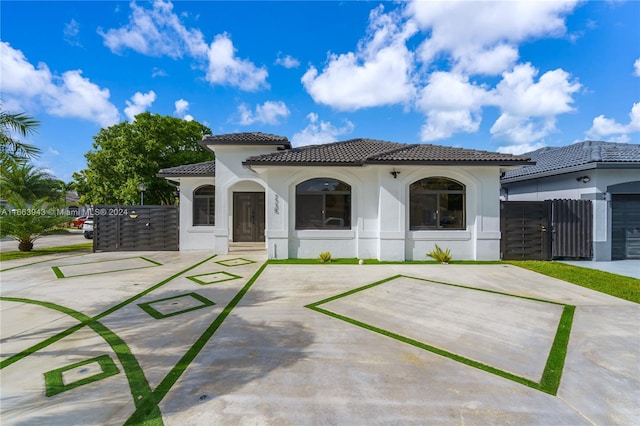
[0,243,93,261]
[506,260,640,304]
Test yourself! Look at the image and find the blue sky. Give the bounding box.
[1,0,639,182]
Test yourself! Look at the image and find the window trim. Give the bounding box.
[192,185,215,226]
[409,177,466,231]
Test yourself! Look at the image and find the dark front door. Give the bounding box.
[233,192,265,242]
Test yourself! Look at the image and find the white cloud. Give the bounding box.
[174,98,189,115]
[206,33,269,91]
[152,67,167,78]
[48,147,60,156]
[64,18,81,47]
[99,0,267,91]
[407,0,579,75]
[586,102,640,141]
[489,63,581,144]
[124,90,156,121]
[634,58,640,77]
[174,98,194,121]
[275,53,300,68]
[0,42,120,127]
[416,72,488,141]
[291,112,355,146]
[98,0,207,58]
[238,101,290,125]
[497,141,546,155]
[302,5,416,110]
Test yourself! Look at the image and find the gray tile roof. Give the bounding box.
[245,138,532,166]
[157,161,215,177]
[502,140,640,180]
[201,132,291,148]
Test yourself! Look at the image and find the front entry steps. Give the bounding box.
[228,242,266,254]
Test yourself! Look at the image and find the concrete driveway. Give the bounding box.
[1,251,638,425]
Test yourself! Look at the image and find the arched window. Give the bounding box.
[193,185,215,226]
[410,177,465,230]
[296,178,351,229]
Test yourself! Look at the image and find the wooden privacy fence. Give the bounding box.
[93,205,179,252]
[501,199,592,260]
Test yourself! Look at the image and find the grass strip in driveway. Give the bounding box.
[306,274,575,396]
[0,297,157,419]
[1,254,219,426]
[124,262,269,425]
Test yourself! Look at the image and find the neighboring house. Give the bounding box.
[158,132,532,261]
[501,140,640,261]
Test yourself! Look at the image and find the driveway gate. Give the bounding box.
[93,205,179,252]
[500,200,593,260]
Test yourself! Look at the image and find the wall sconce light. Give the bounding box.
[576,176,590,183]
[390,169,401,179]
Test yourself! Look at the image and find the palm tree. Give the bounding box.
[0,159,61,203]
[0,195,70,251]
[0,108,41,161]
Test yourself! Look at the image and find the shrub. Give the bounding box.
[319,251,332,263]
[427,244,452,264]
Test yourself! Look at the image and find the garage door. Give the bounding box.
[611,194,640,260]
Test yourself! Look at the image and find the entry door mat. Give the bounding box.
[52,257,162,278]
[306,275,574,395]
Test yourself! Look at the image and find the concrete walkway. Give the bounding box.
[1,251,638,425]
[559,259,640,279]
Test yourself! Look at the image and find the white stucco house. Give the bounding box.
[158,132,532,261]
[501,140,640,261]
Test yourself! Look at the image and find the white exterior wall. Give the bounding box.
[177,177,216,250]
[502,168,640,261]
[252,164,503,261]
[173,146,505,260]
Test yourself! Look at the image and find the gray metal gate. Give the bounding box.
[93,205,179,252]
[501,201,551,260]
[501,200,593,260]
[551,199,592,259]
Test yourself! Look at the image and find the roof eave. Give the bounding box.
[156,172,215,178]
[501,161,640,183]
[364,160,536,166]
[242,160,365,167]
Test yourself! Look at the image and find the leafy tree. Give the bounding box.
[0,159,64,204]
[0,108,41,161]
[0,195,70,251]
[73,112,212,205]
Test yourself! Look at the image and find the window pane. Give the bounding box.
[410,194,438,229]
[297,178,349,193]
[193,185,214,226]
[412,177,463,192]
[410,178,465,230]
[296,194,324,229]
[195,186,215,196]
[324,194,351,228]
[439,193,463,228]
[296,178,352,229]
